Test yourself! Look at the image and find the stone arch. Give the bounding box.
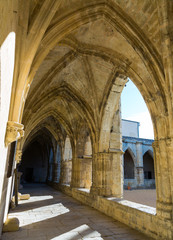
[23,84,97,152]
[31,1,163,91]
[143,149,153,158]
[10,1,169,139]
[20,128,54,184]
[23,110,74,145]
[99,74,127,152]
[123,146,136,162]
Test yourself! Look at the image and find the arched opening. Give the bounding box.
[143,151,155,189]
[121,79,156,206]
[20,140,49,183]
[124,149,135,180]
[19,126,56,186]
[123,148,136,189]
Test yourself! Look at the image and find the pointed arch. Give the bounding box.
[143,150,155,180]
[124,148,135,179]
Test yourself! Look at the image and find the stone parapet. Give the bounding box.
[58,184,173,240]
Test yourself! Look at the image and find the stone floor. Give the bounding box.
[124,189,156,208]
[2,184,154,240]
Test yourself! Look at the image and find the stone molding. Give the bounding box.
[108,148,124,154]
[15,150,22,164]
[5,121,24,147]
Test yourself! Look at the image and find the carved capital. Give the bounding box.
[108,148,124,154]
[152,140,159,149]
[5,121,24,147]
[15,150,22,164]
[152,137,173,149]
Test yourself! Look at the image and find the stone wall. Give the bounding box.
[0,0,18,235]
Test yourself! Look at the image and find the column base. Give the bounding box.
[70,183,81,188]
[2,217,19,232]
[18,192,30,200]
[90,186,122,198]
[10,200,16,209]
[157,201,172,220]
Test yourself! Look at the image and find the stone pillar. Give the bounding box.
[78,157,92,189]
[152,139,173,220]
[91,150,123,197]
[15,140,23,190]
[60,160,72,185]
[17,172,23,190]
[71,157,82,188]
[136,142,144,187]
[84,136,92,156]
[53,163,59,182]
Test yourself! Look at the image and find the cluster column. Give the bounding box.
[153,138,173,220]
[91,150,123,197]
[71,156,82,188]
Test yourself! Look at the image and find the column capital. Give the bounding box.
[96,149,124,155]
[108,148,124,154]
[5,121,24,147]
[152,137,173,149]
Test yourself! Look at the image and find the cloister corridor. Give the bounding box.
[2,184,154,240]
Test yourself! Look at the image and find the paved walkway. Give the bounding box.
[2,184,154,240]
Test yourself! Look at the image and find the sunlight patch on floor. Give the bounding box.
[19,195,53,204]
[50,224,100,240]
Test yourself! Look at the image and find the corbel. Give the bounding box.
[5,121,24,147]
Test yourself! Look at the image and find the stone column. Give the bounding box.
[81,157,92,189]
[53,163,59,182]
[136,142,144,187]
[152,139,173,220]
[60,160,72,185]
[84,136,92,156]
[71,157,83,188]
[3,122,24,231]
[91,150,123,197]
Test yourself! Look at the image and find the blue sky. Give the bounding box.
[121,79,154,139]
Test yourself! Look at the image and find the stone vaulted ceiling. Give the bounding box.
[21,0,166,147]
